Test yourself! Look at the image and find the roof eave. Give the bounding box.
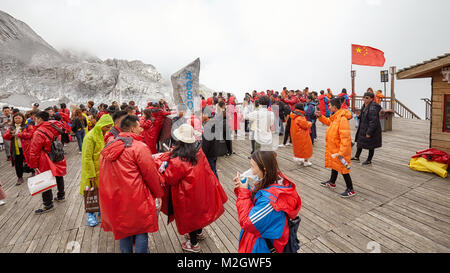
[397,54,450,80]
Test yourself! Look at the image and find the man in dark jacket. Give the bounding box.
[201,107,218,178]
[352,92,382,165]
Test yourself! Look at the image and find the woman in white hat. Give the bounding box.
[156,124,228,252]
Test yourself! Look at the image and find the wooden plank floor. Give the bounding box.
[0,117,449,253]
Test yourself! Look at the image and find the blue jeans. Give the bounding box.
[207,157,218,179]
[75,130,85,151]
[119,233,148,253]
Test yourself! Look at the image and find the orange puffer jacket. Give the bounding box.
[290,111,313,159]
[318,109,352,174]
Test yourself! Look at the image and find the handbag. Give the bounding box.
[27,170,57,196]
[84,180,100,213]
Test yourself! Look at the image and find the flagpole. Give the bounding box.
[351,44,355,113]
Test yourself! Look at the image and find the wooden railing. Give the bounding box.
[353,96,421,120]
[421,98,431,120]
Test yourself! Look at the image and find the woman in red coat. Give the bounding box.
[139,109,154,151]
[156,124,228,252]
[2,112,35,185]
[147,106,171,154]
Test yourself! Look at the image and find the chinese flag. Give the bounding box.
[352,44,385,67]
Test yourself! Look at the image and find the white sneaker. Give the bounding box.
[278,144,285,147]
[303,161,312,167]
[0,200,5,206]
[293,157,304,163]
[286,143,292,146]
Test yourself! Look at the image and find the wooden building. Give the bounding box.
[397,53,450,154]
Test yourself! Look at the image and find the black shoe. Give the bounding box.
[362,160,372,165]
[16,177,24,185]
[35,205,55,215]
[351,157,360,162]
[54,197,66,203]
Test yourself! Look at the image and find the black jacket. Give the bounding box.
[355,102,382,149]
[202,119,218,159]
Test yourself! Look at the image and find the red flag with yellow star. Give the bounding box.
[352,44,385,67]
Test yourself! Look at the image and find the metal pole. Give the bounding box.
[351,70,355,112]
[384,81,387,109]
[390,66,396,111]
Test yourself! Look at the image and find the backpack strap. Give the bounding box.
[264,238,277,253]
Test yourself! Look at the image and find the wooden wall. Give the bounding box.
[431,70,450,153]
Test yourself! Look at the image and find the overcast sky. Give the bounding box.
[1,0,449,118]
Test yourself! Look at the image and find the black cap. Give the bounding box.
[33,103,39,107]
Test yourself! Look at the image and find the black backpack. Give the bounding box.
[38,129,65,163]
[265,216,301,253]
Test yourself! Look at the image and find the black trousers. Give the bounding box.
[14,148,24,179]
[355,147,374,161]
[330,169,353,190]
[283,116,292,145]
[225,139,232,154]
[42,176,65,207]
[189,229,203,245]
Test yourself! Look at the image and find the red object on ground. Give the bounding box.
[412,148,450,165]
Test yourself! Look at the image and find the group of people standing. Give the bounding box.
[0,84,382,253]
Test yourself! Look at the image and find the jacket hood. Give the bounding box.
[36,121,63,137]
[330,109,352,122]
[290,110,305,120]
[265,172,301,219]
[94,114,114,131]
[101,132,141,161]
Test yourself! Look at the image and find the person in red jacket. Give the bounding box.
[147,104,171,154]
[154,124,228,252]
[139,109,154,150]
[281,90,299,146]
[28,111,67,214]
[2,112,36,185]
[233,150,301,253]
[99,115,164,253]
[104,110,127,144]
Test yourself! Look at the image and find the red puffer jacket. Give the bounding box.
[2,124,35,167]
[99,132,164,240]
[282,96,300,111]
[153,145,228,235]
[28,121,67,176]
[147,108,171,154]
[139,116,154,152]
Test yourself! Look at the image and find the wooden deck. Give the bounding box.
[0,118,449,253]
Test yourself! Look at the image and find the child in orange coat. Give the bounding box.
[290,103,313,167]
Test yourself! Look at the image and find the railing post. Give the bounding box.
[390,66,396,112]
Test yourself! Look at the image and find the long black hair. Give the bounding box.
[171,140,199,165]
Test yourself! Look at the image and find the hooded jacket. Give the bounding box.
[153,144,228,235]
[146,107,171,154]
[139,116,154,151]
[80,114,114,195]
[290,111,313,159]
[355,102,382,150]
[318,94,330,117]
[99,132,164,240]
[235,172,301,253]
[3,124,35,167]
[28,121,67,176]
[318,109,352,174]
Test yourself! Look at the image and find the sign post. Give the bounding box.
[381,70,389,108]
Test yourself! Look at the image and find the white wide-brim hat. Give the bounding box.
[173,124,196,144]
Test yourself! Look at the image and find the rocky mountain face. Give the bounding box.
[0,10,212,110]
